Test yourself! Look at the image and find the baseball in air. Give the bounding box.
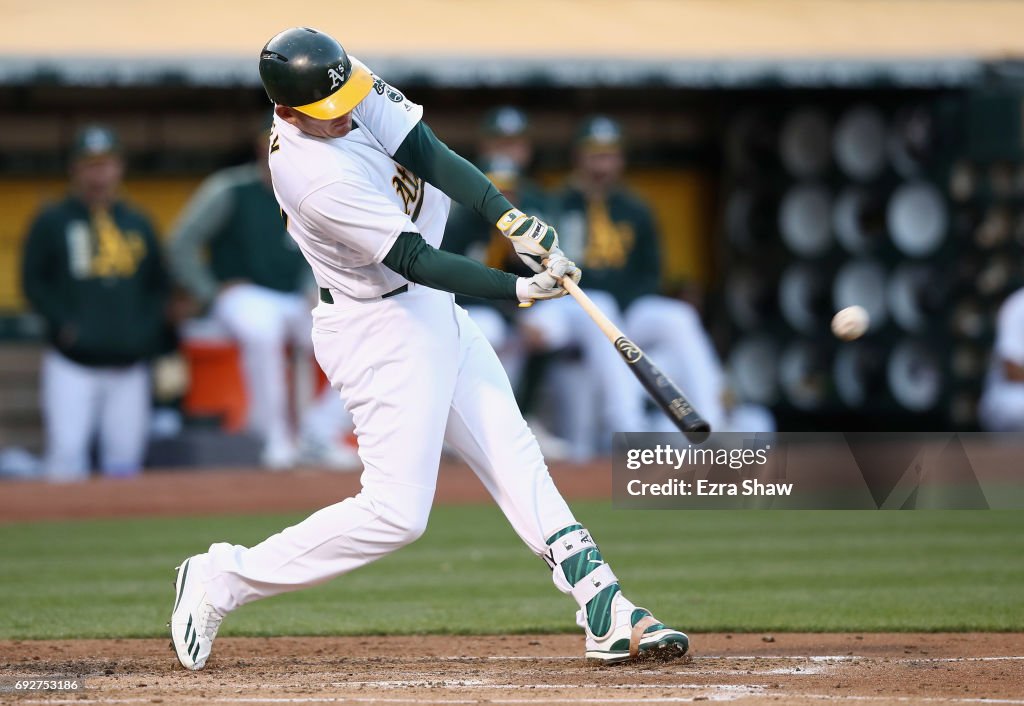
[831,305,870,340]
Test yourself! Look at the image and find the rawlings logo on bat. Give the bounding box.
[669,397,694,419]
[614,337,643,365]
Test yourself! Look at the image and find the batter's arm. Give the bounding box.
[383,232,518,300]
[392,122,513,224]
[383,232,570,304]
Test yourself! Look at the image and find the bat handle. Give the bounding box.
[560,276,625,344]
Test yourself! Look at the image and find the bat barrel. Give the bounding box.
[616,335,711,444]
[561,277,711,445]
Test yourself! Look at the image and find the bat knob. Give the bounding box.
[684,424,711,445]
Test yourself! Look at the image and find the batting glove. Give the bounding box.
[496,208,563,273]
[515,254,581,307]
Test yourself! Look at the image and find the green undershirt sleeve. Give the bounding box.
[383,231,519,301]
[393,121,514,225]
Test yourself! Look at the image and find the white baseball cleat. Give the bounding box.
[169,555,224,671]
[583,592,689,664]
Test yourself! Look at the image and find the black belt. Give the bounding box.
[319,284,408,305]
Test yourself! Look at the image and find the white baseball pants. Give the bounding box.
[201,285,577,613]
[41,349,150,482]
[463,304,526,391]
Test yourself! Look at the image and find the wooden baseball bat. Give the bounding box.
[561,277,711,444]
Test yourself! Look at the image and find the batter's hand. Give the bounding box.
[548,252,582,287]
[496,208,562,274]
[515,254,581,307]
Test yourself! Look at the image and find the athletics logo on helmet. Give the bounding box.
[258,27,373,120]
[327,65,347,90]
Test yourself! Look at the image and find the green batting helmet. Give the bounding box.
[258,27,373,120]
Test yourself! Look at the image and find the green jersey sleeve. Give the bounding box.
[382,231,518,301]
[393,121,514,225]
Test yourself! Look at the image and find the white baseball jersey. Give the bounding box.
[268,59,452,299]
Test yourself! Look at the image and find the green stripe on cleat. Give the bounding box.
[172,560,190,613]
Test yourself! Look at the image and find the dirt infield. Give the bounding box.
[1,633,1022,705]
[3,465,1023,703]
[0,461,610,523]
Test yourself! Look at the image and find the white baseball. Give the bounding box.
[831,305,869,340]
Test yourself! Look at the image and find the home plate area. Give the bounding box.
[3,633,1023,705]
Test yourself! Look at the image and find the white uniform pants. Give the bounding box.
[212,283,350,449]
[42,349,150,482]
[463,305,525,391]
[202,286,577,613]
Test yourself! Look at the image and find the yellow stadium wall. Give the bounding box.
[628,169,716,288]
[1,168,715,313]
[0,178,202,312]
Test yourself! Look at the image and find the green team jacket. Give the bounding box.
[168,163,307,304]
[551,185,661,311]
[21,194,170,367]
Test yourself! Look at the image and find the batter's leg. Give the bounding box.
[445,309,576,554]
[443,307,688,663]
[171,288,461,670]
[465,304,526,391]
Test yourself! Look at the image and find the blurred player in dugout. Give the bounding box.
[442,108,572,458]
[21,125,170,481]
[520,115,773,459]
[443,108,549,376]
[168,117,356,471]
[979,286,1024,431]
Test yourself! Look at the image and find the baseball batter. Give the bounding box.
[170,26,688,669]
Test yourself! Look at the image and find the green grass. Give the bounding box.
[0,505,1021,639]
